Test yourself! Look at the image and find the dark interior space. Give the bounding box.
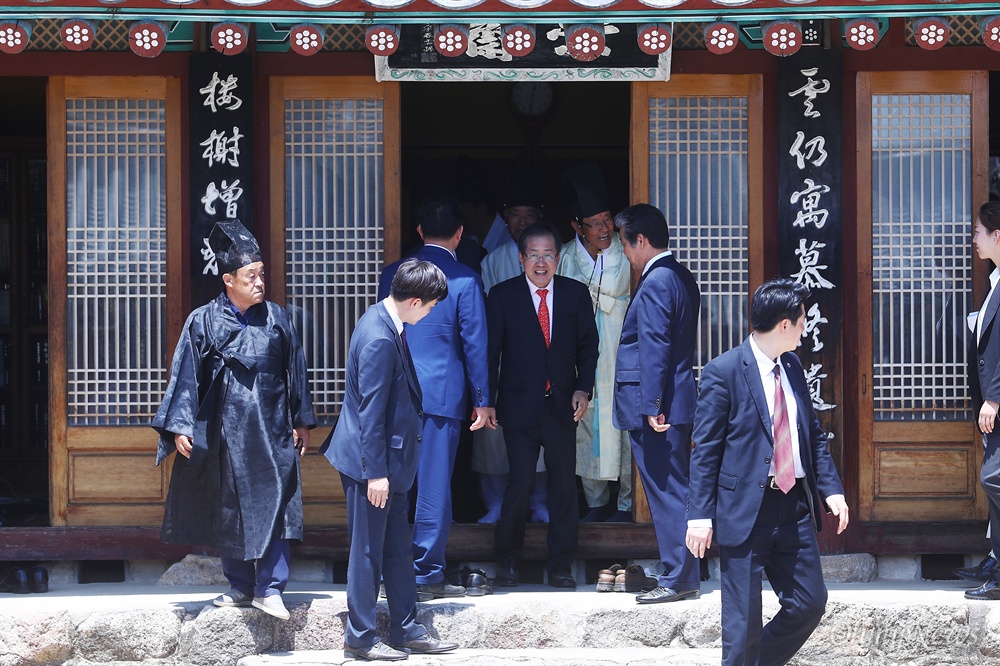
[401,81,631,523]
[0,76,49,527]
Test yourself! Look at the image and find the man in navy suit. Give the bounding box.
[612,203,701,604]
[687,278,849,666]
[322,259,458,662]
[488,223,599,589]
[377,195,493,598]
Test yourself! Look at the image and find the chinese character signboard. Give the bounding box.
[777,49,842,463]
[189,51,254,308]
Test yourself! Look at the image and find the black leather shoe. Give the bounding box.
[966,577,1000,600]
[416,581,466,598]
[580,503,615,523]
[548,564,577,589]
[955,555,998,583]
[344,641,408,661]
[29,566,48,594]
[494,556,519,587]
[636,586,700,604]
[462,566,493,596]
[391,633,459,654]
[0,568,30,594]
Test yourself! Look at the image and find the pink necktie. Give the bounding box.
[537,289,550,392]
[772,364,795,494]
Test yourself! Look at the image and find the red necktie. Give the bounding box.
[537,288,550,392]
[772,364,796,494]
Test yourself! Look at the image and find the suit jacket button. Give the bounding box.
[765,457,771,464]
[981,360,986,366]
[759,481,765,488]
[417,434,422,441]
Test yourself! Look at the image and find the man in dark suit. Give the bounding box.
[322,259,458,662]
[488,223,599,589]
[686,278,849,666]
[612,203,701,604]
[376,196,492,599]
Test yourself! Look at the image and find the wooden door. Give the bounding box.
[48,77,183,526]
[856,71,989,522]
[268,77,401,527]
[630,75,765,522]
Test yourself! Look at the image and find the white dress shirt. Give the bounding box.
[978,267,1000,342]
[641,249,673,276]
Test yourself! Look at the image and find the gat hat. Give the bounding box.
[562,161,609,220]
[501,167,544,212]
[209,220,262,274]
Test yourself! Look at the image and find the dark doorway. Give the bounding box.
[0,77,49,527]
[400,81,630,522]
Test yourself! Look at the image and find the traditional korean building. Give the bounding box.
[1,0,999,570]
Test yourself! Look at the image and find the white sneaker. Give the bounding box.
[213,588,252,608]
[252,594,290,620]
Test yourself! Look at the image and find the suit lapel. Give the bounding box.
[626,255,674,317]
[741,340,774,445]
[980,284,1000,349]
[376,303,422,403]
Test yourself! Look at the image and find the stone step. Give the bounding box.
[3,580,1000,665]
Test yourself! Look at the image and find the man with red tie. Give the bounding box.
[486,223,599,589]
[686,278,849,666]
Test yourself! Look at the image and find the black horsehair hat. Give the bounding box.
[209,220,262,274]
[562,161,610,220]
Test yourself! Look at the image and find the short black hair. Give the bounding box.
[390,258,449,303]
[517,223,561,256]
[415,195,462,240]
[616,203,670,249]
[750,278,810,333]
[980,201,1000,234]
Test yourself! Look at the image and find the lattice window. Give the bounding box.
[65,98,168,425]
[284,98,384,421]
[29,19,130,51]
[871,93,972,421]
[323,24,366,51]
[648,96,750,375]
[672,23,706,50]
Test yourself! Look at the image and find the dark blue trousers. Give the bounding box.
[220,538,289,598]
[718,482,827,666]
[341,473,425,649]
[629,421,700,591]
[495,396,578,570]
[411,414,461,585]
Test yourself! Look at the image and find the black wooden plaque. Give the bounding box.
[188,51,254,309]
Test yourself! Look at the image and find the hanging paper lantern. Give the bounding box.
[211,22,248,56]
[289,23,323,56]
[0,20,31,55]
[129,21,167,58]
[565,24,605,62]
[762,20,802,57]
[913,17,949,51]
[61,19,95,52]
[637,23,671,56]
[365,25,399,56]
[980,15,1000,52]
[502,24,535,58]
[433,24,468,57]
[843,18,880,51]
[703,22,739,55]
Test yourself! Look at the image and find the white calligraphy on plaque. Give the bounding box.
[802,302,828,352]
[199,71,243,113]
[201,238,218,276]
[788,68,830,119]
[789,132,828,170]
[467,24,512,60]
[200,127,244,168]
[792,239,836,290]
[805,363,836,411]
[790,178,831,229]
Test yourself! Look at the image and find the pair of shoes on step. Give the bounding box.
[596,563,656,593]
[213,588,290,620]
[955,554,998,583]
[344,633,459,661]
[0,565,47,594]
[446,565,493,596]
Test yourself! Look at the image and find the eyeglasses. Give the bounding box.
[523,253,557,263]
[577,216,613,230]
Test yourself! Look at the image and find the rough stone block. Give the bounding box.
[158,554,228,586]
[0,610,73,666]
[126,560,170,584]
[876,555,920,580]
[821,553,877,583]
[176,605,278,666]
[75,608,182,662]
[289,560,329,584]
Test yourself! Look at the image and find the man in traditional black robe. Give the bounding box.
[152,220,315,621]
